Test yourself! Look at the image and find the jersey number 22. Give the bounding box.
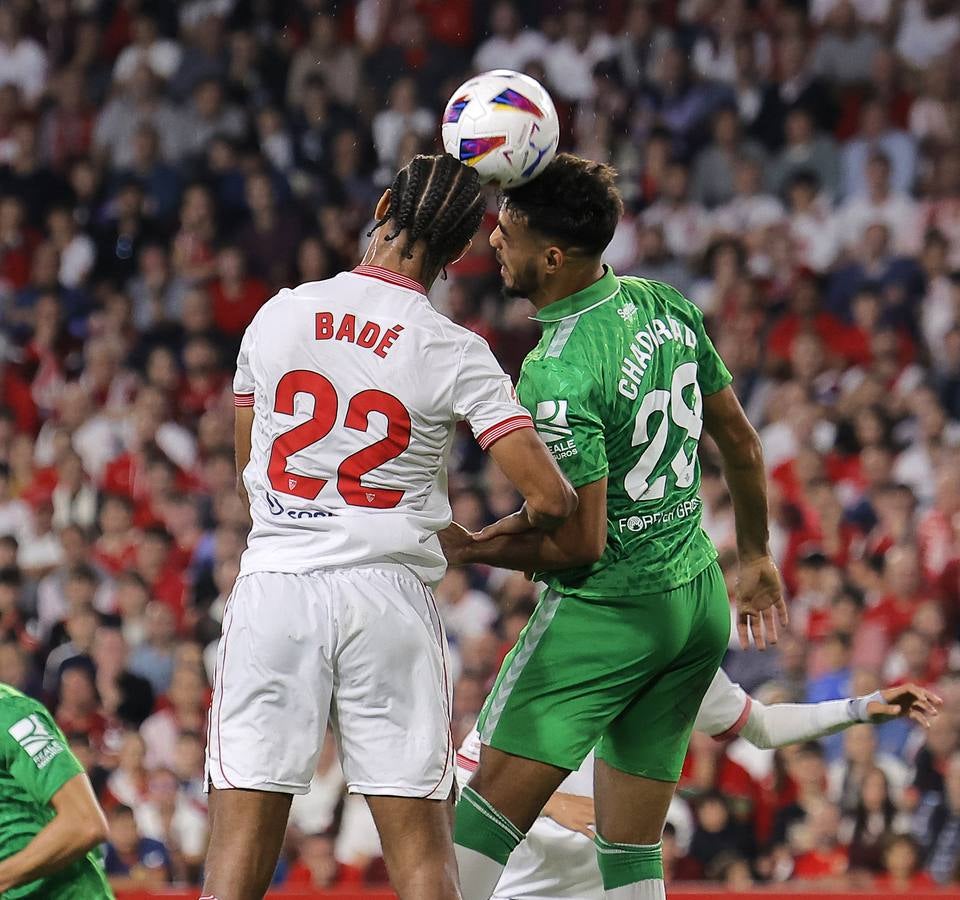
[268,369,411,508]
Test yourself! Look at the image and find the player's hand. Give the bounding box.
[438,522,476,565]
[475,508,535,542]
[542,792,595,838]
[867,684,944,727]
[736,555,788,651]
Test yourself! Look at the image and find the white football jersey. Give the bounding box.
[455,669,752,900]
[234,265,533,585]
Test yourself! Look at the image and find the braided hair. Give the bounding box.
[367,154,485,277]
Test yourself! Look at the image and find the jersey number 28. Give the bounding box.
[268,370,411,508]
[623,362,703,502]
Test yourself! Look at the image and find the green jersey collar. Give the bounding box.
[533,266,620,323]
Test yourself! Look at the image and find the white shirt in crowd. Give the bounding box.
[135,795,208,862]
[474,30,549,74]
[289,742,347,836]
[0,36,47,106]
[543,33,615,102]
[896,0,960,69]
[838,192,921,256]
[113,40,183,84]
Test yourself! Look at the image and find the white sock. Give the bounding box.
[455,843,506,900]
[604,879,666,899]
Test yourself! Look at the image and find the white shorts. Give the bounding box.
[205,566,453,799]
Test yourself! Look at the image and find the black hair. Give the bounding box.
[67,563,98,585]
[143,524,174,545]
[502,153,623,256]
[787,168,821,193]
[798,740,826,759]
[826,631,852,650]
[834,584,865,609]
[367,153,485,277]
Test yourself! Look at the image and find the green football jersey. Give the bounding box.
[0,684,113,899]
[517,267,732,597]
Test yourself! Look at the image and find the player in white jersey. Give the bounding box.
[201,154,577,900]
[455,670,942,900]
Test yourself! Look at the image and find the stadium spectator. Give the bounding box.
[140,662,207,771]
[104,802,172,889]
[790,799,849,881]
[843,767,903,874]
[91,621,154,728]
[0,6,47,107]
[917,752,960,883]
[877,833,937,888]
[134,766,207,884]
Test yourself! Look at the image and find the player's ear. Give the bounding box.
[544,245,564,274]
[448,238,473,267]
[374,189,391,221]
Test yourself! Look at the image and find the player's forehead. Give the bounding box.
[496,201,531,241]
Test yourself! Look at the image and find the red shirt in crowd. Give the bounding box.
[863,593,927,640]
[679,753,762,826]
[209,277,269,336]
[178,373,228,421]
[767,313,864,366]
[285,862,364,888]
[792,846,849,880]
[873,871,939,890]
[92,539,139,575]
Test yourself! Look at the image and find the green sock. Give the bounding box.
[454,786,524,864]
[595,835,664,891]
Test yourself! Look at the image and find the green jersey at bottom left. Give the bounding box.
[0,683,113,899]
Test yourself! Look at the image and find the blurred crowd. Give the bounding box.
[0,0,959,892]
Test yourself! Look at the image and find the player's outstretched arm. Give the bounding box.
[443,477,607,571]
[703,386,787,650]
[234,405,254,513]
[739,683,944,750]
[0,773,109,893]
[486,427,579,531]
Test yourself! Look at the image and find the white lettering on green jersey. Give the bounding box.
[517,268,732,597]
[0,683,114,899]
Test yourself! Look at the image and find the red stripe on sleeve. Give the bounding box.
[477,415,534,450]
[234,393,255,407]
[456,752,479,772]
[712,696,753,743]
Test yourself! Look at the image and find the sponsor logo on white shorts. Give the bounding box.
[8,714,65,769]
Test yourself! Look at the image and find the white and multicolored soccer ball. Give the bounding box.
[441,70,560,189]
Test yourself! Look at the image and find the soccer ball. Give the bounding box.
[441,70,560,189]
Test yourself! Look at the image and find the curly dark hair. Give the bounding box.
[502,153,623,256]
[367,153,485,275]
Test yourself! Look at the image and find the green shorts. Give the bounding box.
[477,560,730,782]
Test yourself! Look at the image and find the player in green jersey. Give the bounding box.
[0,683,113,899]
[443,155,788,900]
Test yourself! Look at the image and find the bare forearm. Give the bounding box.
[0,817,99,890]
[722,454,769,560]
[462,531,577,571]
